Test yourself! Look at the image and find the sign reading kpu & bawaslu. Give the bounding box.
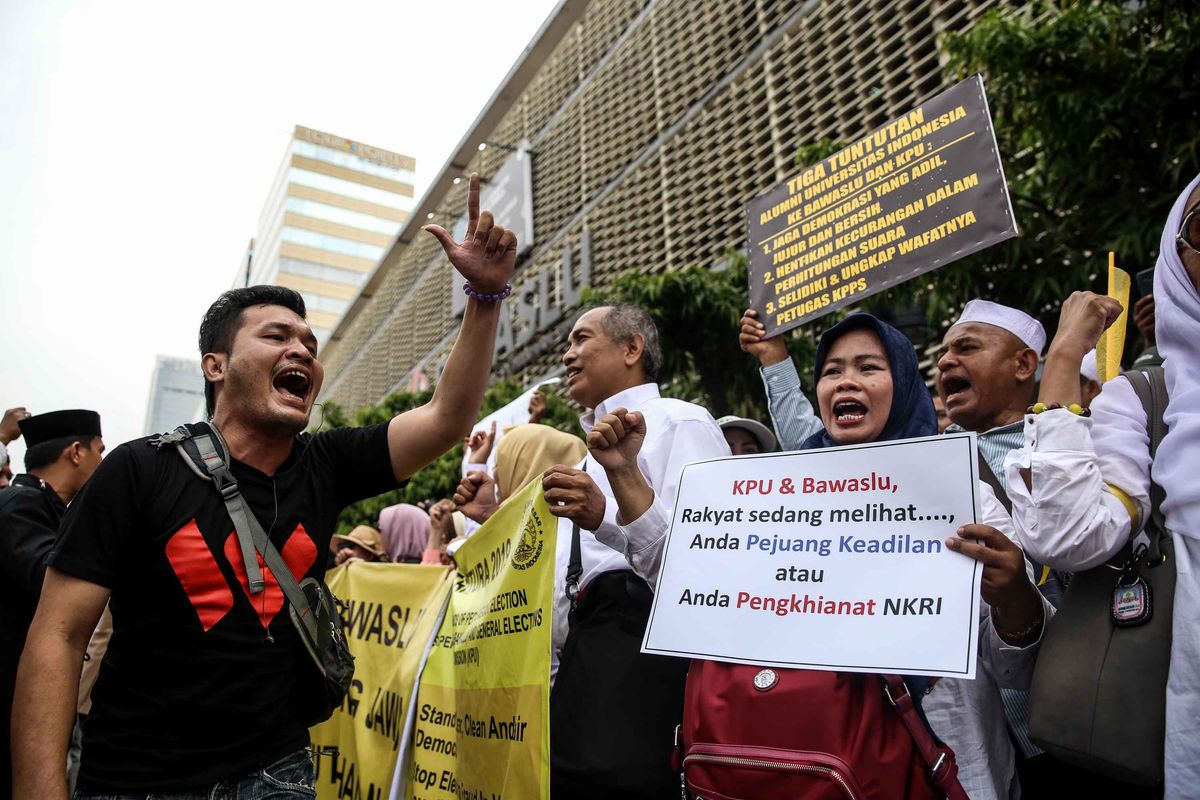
[643,433,985,679]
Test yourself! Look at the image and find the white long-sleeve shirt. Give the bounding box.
[922,482,1051,800]
[1003,377,1151,570]
[550,383,730,678]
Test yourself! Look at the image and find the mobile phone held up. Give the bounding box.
[1136,267,1155,298]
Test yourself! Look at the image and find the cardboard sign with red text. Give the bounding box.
[642,433,984,679]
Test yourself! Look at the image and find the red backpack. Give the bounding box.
[676,660,969,799]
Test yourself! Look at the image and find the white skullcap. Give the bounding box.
[1080,349,1099,383]
[951,299,1047,354]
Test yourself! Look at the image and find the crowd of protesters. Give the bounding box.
[1,170,1197,800]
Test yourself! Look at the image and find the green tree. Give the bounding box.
[322,379,582,534]
[861,0,1200,332]
[585,251,818,420]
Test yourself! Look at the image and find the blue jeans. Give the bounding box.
[73,749,316,799]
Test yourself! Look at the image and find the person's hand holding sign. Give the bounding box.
[582,408,655,526]
[423,172,517,294]
[739,309,789,367]
[946,524,1045,647]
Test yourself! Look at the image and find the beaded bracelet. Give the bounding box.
[1026,402,1091,418]
[994,607,1046,645]
[462,281,513,303]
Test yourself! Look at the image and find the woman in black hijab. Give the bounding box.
[590,313,1051,798]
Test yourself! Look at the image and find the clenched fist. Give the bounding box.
[454,470,498,524]
[586,407,645,473]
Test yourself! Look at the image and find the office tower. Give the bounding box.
[242,125,415,341]
[144,355,206,434]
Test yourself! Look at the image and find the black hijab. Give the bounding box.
[800,313,937,450]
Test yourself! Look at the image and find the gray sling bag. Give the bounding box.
[1026,366,1172,786]
[151,422,354,723]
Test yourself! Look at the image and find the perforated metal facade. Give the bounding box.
[319,0,1008,411]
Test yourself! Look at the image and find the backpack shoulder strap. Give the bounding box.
[881,675,969,800]
[976,452,1011,514]
[1121,367,1169,553]
[155,423,265,595]
[147,423,319,640]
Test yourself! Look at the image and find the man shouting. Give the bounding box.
[13,175,515,799]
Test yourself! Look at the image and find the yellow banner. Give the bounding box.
[1097,252,1131,382]
[310,563,454,800]
[407,479,554,800]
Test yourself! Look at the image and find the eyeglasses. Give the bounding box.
[1177,200,1200,256]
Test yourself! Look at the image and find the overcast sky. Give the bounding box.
[0,0,560,462]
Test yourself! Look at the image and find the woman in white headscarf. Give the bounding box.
[1004,172,1200,797]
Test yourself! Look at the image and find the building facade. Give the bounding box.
[318,0,1005,412]
[143,356,206,434]
[242,125,416,341]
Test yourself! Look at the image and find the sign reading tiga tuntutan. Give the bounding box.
[748,74,1018,336]
[402,478,554,800]
[643,432,986,679]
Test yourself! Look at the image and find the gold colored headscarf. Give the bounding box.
[495,424,587,501]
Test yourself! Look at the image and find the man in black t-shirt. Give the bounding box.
[0,410,104,797]
[12,174,517,799]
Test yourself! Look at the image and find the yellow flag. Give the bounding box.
[408,478,554,800]
[1096,252,1131,382]
[310,563,454,800]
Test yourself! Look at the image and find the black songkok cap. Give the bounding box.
[18,410,103,449]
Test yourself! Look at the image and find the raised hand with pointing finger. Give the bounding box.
[422,173,517,295]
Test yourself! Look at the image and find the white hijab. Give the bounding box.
[1152,172,1200,536]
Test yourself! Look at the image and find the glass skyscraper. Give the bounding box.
[144,356,206,433]
[241,125,415,342]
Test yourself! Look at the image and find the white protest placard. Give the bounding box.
[642,432,983,679]
[460,377,562,475]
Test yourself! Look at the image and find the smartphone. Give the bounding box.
[1136,267,1155,297]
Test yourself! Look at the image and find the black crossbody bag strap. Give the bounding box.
[564,454,595,623]
[566,523,583,624]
